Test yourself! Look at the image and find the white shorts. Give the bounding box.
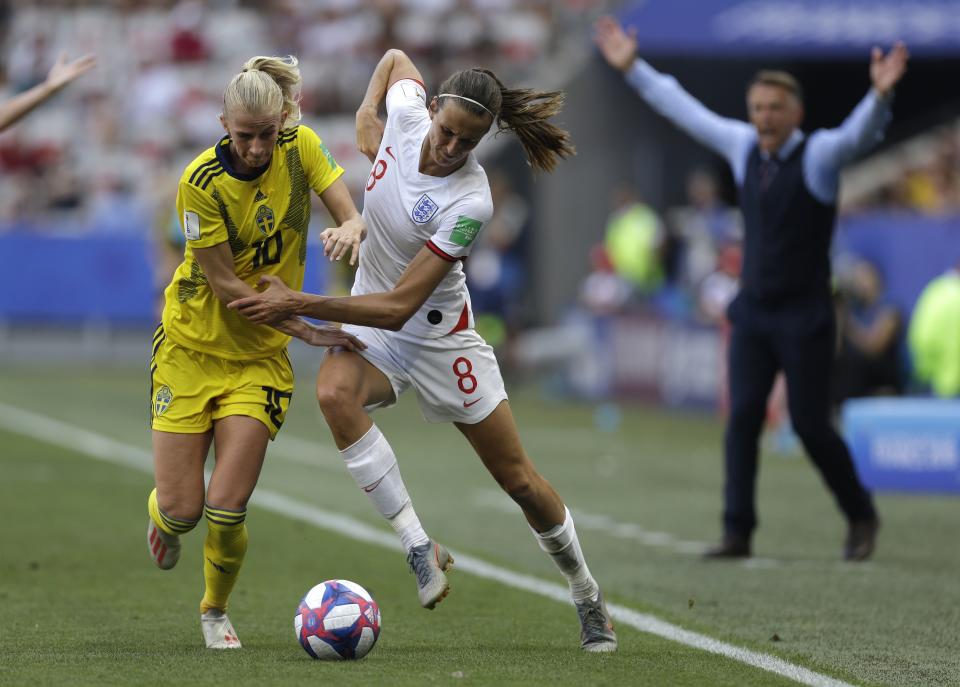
[340,325,508,424]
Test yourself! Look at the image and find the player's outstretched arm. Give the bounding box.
[0,52,96,132]
[356,49,425,162]
[228,245,454,331]
[279,318,367,350]
[191,242,363,348]
[871,42,909,98]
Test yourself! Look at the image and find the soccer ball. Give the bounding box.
[294,579,381,660]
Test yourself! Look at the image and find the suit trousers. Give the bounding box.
[722,292,877,537]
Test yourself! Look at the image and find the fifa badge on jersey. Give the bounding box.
[450,215,483,247]
[411,194,439,224]
[154,386,173,417]
[183,211,201,240]
[319,141,339,171]
[255,205,275,235]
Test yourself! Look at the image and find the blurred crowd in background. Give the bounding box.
[0,0,597,235]
[1,0,958,406]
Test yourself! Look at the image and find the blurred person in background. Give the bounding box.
[230,48,617,653]
[0,51,95,133]
[908,263,960,397]
[668,167,742,294]
[603,185,665,299]
[832,258,904,408]
[144,55,366,650]
[465,169,530,349]
[901,130,960,214]
[596,15,909,561]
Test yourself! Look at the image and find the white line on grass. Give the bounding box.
[472,490,874,574]
[474,488,712,556]
[0,401,856,687]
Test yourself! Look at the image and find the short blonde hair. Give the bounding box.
[748,70,804,104]
[223,55,302,129]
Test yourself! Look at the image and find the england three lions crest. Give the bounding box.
[411,194,439,224]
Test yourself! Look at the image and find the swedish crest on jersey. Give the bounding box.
[411,193,439,224]
[154,385,173,417]
[255,204,275,235]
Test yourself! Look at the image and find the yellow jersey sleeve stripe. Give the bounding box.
[189,164,225,191]
[196,167,225,190]
[278,126,299,142]
[188,158,221,186]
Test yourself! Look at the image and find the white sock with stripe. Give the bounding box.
[532,507,599,602]
[340,424,429,551]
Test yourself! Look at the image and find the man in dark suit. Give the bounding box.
[595,15,909,560]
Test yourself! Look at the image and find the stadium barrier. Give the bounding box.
[0,233,329,325]
[843,398,960,493]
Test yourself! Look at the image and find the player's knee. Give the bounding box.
[498,466,538,504]
[316,380,363,417]
[204,490,250,512]
[158,492,203,523]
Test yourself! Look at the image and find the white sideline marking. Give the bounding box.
[474,488,714,556]
[0,401,856,687]
[473,490,872,574]
[271,432,342,470]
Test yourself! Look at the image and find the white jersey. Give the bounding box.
[354,78,493,340]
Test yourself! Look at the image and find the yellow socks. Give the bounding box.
[200,504,248,613]
[147,488,199,536]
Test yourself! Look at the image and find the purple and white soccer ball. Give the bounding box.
[294,579,381,660]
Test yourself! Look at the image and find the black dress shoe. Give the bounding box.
[844,517,879,561]
[704,535,751,559]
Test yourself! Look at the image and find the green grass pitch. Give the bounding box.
[0,360,957,686]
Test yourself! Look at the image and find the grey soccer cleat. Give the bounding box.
[147,519,181,570]
[406,540,454,609]
[575,592,618,652]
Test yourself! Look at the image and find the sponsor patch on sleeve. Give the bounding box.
[183,210,200,241]
[318,141,339,170]
[450,215,483,247]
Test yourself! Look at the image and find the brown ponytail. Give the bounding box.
[437,68,575,173]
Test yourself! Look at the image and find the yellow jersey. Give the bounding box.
[162,125,343,359]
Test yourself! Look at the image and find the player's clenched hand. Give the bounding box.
[356,105,385,163]
[319,216,366,266]
[305,324,366,351]
[594,16,638,72]
[228,275,301,324]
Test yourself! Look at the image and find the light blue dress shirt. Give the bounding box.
[625,59,892,205]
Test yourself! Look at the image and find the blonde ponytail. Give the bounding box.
[223,55,302,129]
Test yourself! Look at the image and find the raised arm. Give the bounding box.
[356,49,425,162]
[805,42,908,200]
[228,245,454,331]
[0,52,96,132]
[594,16,753,166]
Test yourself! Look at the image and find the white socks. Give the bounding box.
[340,424,429,551]
[532,507,599,602]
